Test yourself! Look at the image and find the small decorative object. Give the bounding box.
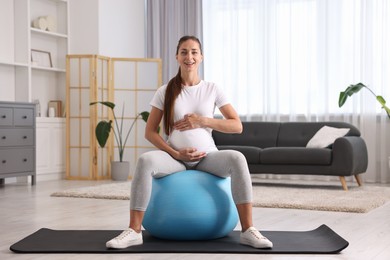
[339,83,390,119]
[31,49,52,68]
[32,15,56,32]
[33,99,41,117]
[89,101,151,180]
[48,107,55,118]
[143,170,239,240]
[45,15,57,32]
[32,17,48,30]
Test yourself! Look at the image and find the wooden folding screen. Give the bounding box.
[110,58,162,175]
[66,55,162,180]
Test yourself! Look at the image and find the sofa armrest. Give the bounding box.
[332,136,368,175]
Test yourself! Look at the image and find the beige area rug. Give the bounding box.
[51,181,390,213]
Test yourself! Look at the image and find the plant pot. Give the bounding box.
[110,161,130,181]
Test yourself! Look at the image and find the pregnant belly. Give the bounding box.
[168,129,217,153]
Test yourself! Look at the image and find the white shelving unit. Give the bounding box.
[0,0,69,181]
[0,0,69,116]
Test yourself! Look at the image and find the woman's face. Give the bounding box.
[176,39,203,73]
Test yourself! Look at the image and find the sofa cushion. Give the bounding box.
[277,122,360,147]
[306,126,350,148]
[260,147,332,165]
[217,145,261,164]
[213,122,280,148]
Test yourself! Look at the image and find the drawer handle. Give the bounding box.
[23,159,28,162]
[23,136,27,139]
[1,115,6,119]
[22,116,28,119]
[2,160,6,164]
[1,136,5,140]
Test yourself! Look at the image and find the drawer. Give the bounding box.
[14,108,34,126]
[0,148,34,174]
[0,129,34,147]
[0,108,13,126]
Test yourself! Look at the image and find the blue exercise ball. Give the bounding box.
[142,170,239,240]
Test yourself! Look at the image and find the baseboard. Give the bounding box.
[36,172,65,182]
[2,172,66,185]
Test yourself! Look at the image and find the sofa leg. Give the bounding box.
[354,174,363,186]
[339,176,348,191]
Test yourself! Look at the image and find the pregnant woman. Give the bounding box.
[106,35,273,250]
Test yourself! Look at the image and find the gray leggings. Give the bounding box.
[130,149,253,211]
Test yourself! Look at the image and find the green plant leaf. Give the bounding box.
[338,92,348,107]
[376,96,386,106]
[90,102,160,161]
[140,111,150,122]
[338,83,366,107]
[377,96,390,119]
[95,120,112,147]
[90,101,115,110]
[339,83,389,119]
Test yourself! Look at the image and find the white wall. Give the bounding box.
[69,0,145,57]
[0,0,14,62]
[99,0,145,57]
[0,0,17,101]
[69,0,99,54]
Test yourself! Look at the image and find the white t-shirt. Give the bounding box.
[150,80,229,156]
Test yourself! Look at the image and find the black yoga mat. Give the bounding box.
[10,224,348,254]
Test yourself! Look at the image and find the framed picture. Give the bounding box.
[31,49,52,68]
[48,100,62,117]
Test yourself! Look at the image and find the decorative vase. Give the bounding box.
[110,161,130,181]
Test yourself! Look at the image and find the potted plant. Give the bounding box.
[90,101,150,181]
[339,83,390,119]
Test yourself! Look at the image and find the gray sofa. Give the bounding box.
[212,121,368,190]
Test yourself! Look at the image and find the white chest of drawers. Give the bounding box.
[0,102,36,185]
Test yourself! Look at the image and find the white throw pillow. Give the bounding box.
[306,126,350,148]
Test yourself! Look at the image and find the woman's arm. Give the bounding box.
[145,106,177,156]
[173,104,242,134]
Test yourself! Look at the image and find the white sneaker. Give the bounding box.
[240,227,273,249]
[106,228,143,249]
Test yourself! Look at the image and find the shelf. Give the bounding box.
[0,61,65,72]
[31,28,68,39]
[32,65,66,73]
[0,60,29,68]
[1,0,68,108]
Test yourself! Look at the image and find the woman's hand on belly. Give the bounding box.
[174,114,203,131]
[177,147,207,162]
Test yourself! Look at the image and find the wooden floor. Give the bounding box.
[1,179,390,260]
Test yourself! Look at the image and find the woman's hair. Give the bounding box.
[163,36,203,135]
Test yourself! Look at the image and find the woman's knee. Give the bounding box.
[219,150,247,163]
[136,150,165,168]
[137,151,154,166]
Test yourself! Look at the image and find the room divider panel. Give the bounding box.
[66,55,162,180]
[66,55,111,180]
